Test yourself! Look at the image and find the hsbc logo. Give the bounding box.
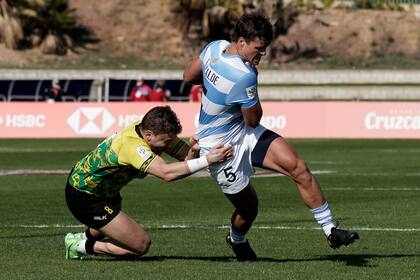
[67,107,115,135]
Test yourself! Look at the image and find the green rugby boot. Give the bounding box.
[65,233,85,260]
[73,232,86,240]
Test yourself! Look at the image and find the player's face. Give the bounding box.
[148,132,175,150]
[239,37,270,66]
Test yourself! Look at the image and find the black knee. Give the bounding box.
[85,228,104,241]
[85,237,96,255]
[237,206,258,223]
[84,228,104,255]
[245,207,258,223]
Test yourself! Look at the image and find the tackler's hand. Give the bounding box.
[206,143,233,164]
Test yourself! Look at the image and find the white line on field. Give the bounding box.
[325,187,420,191]
[310,161,342,165]
[0,169,69,176]
[348,149,420,153]
[0,148,88,153]
[0,169,335,177]
[3,168,420,178]
[2,148,420,153]
[2,224,419,232]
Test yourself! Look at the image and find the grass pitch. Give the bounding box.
[0,139,418,279]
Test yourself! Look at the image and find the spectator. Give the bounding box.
[45,79,64,103]
[129,78,152,102]
[149,80,170,102]
[189,84,203,102]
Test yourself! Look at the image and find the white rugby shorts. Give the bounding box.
[207,125,267,194]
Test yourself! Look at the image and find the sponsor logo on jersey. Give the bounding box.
[246,85,257,99]
[136,146,151,160]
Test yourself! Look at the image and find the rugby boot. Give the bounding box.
[327,227,359,249]
[65,233,85,259]
[225,234,257,261]
[73,232,86,240]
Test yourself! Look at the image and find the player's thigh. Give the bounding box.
[225,184,258,214]
[262,136,301,175]
[99,211,150,252]
[65,184,122,230]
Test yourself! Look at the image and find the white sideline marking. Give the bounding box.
[2,148,420,153]
[0,169,334,177]
[4,168,420,178]
[250,170,335,178]
[310,161,341,165]
[325,187,420,191]
[371,149,420,153]
[2,224,420,232]
[0,169,69,176]
[161,225,420,232]
[0,148,88,153]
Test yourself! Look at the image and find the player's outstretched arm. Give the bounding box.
[147,144,232,182]
[164,136,201,162]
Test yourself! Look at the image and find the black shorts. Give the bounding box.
[251,129,280,168]
[65,182,121,230]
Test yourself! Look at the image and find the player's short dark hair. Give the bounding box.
[141,106,182,135]
[232,13,273,43]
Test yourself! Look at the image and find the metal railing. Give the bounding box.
[1,69,420,101]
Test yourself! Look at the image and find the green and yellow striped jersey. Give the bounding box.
[68,119,186,198]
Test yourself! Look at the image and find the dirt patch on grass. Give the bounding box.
[70,0,190,63]
[271,9,420,63]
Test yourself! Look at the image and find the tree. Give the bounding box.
[19,0,77,54]
[0,0,79,55]
[174,0,279,44]
[0,0,24,49]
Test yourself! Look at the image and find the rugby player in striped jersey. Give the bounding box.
[184,13,359,261]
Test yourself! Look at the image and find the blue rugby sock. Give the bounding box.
[230,225,246,243]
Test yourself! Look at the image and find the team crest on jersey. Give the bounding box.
[211,57,217,64]
[136,146,151,160]
[246,85,257,98]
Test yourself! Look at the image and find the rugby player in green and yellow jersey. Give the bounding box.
[64,106,233,259]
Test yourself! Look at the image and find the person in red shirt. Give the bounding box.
[189,84,202,102]
[149,80,170,102]
[129,78,152,102]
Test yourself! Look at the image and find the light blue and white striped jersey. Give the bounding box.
[197,40,259,151]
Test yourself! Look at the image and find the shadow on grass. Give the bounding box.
[86,253,419,267]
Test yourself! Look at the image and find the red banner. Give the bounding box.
[1,102,420,138]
